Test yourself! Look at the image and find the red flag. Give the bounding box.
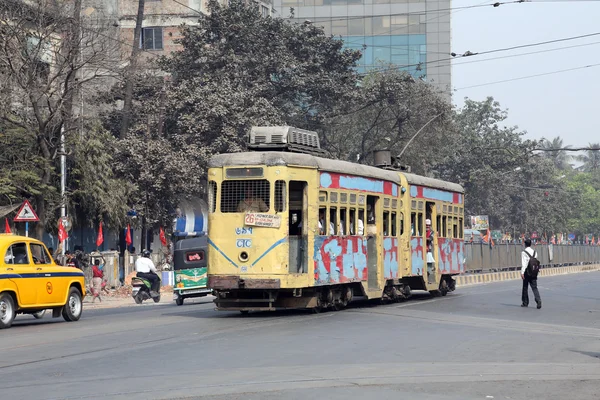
[4,218,11,233]
[159,226,167,247]
[96,222,104,247]
[125,224,132,246]
[58,219,68,243]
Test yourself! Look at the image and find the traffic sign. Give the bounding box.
[13,200,39,222]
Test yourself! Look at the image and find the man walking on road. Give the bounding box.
[521,238,542,309]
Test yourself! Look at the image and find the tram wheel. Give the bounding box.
[240,310,249,315]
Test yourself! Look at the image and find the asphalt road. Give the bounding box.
[1,272,600,400]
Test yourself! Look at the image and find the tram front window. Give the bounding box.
[220,180,271,213]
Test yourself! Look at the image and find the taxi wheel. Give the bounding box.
[0,293,16,329]
[62,287,83,322]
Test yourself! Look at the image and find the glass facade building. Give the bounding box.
[274,0,451,97]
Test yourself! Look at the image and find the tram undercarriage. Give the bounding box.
[211,275,457,312]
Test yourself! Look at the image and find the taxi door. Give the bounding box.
[29,243,60,305]
[4,242,37,306]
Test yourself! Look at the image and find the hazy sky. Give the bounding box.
[451,0,600,149]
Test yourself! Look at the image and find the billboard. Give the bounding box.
[470,215,489,230]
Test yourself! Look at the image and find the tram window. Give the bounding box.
[399,212,404,235]
[366,196,377,224]
[358,195,365,205]
[453,218,458,238]
[358,209,365,235]
[318,207,326,235]
[208,181,217,213]
[350,194,357,204]
[330,192,338,203]
[410,212,416,236]
[417,212,423,237]
[384,198,390,208]
[392,199,397,209]
[329,207,337,235]
[436,215,441,236]
[383,211,390,236]
[391,212,397,236]
[349,208,356,235]
[221,180,270,213]
[275,180,286,212]
[459,218,464,238]
[319,191,328,203]
[340,193,348,204]
[340,207,348,235]
[440,216,446,238]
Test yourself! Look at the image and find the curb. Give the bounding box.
[455,264,600,286]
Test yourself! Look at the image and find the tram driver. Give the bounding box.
[237,187,268,213]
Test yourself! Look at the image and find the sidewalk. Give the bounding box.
[455,263,600,286]
[82,290,174,309]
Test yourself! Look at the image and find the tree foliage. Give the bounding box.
[0,0,122,236]
[160,0,362,158]
[322,70,453,175]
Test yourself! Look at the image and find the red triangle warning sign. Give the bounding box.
[13,200,39,222]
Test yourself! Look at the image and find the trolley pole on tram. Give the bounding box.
[397,112,444,159]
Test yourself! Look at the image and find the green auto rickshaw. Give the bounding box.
[172,236,211,305]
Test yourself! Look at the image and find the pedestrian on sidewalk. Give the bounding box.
[91,259,104,303]
[521,238,542,309]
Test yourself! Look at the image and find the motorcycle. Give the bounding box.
[131,276,161,304]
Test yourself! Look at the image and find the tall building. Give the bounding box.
[116,0,274,61]
[273,0,451,97]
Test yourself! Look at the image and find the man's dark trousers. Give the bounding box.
[522,274,541,307]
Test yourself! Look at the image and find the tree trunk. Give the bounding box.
[120,0,145,139]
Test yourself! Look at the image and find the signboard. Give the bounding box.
[13,200,39,222]
[491,230,503,240]
[244,213,281,228]
[568,233,575,241]
[470,215,489,230]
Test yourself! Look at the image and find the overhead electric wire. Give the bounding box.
[299,1,528,23]
[366,30,600,74]
[454,62,600,90]
[423,39,600,71]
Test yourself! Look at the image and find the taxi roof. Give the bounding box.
[0,234,46,245]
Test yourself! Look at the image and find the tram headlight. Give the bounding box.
[239,251,249,262]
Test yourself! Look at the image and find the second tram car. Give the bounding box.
[207,127,465,312]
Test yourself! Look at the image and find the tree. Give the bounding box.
[119,0,145,139]
[0,0,122,237]
[112,135,205,230]
[576,143,600,172]
[539,136,572,170]
[321,70,453,174]
[439,97,538,231]
[160,0,362,160]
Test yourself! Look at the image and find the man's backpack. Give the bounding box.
[524,249,541,278]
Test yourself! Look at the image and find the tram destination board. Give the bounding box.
[244,213,281,228]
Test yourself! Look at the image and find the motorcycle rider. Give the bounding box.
[135,250,160,298]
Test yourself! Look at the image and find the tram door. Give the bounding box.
[367,196,379,290]
[288,181,308,274]
[426,202,437,284]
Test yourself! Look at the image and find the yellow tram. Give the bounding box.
[207,127,465,312]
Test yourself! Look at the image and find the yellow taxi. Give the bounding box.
[0,234,85,329]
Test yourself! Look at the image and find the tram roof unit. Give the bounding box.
[208,151,464,194]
